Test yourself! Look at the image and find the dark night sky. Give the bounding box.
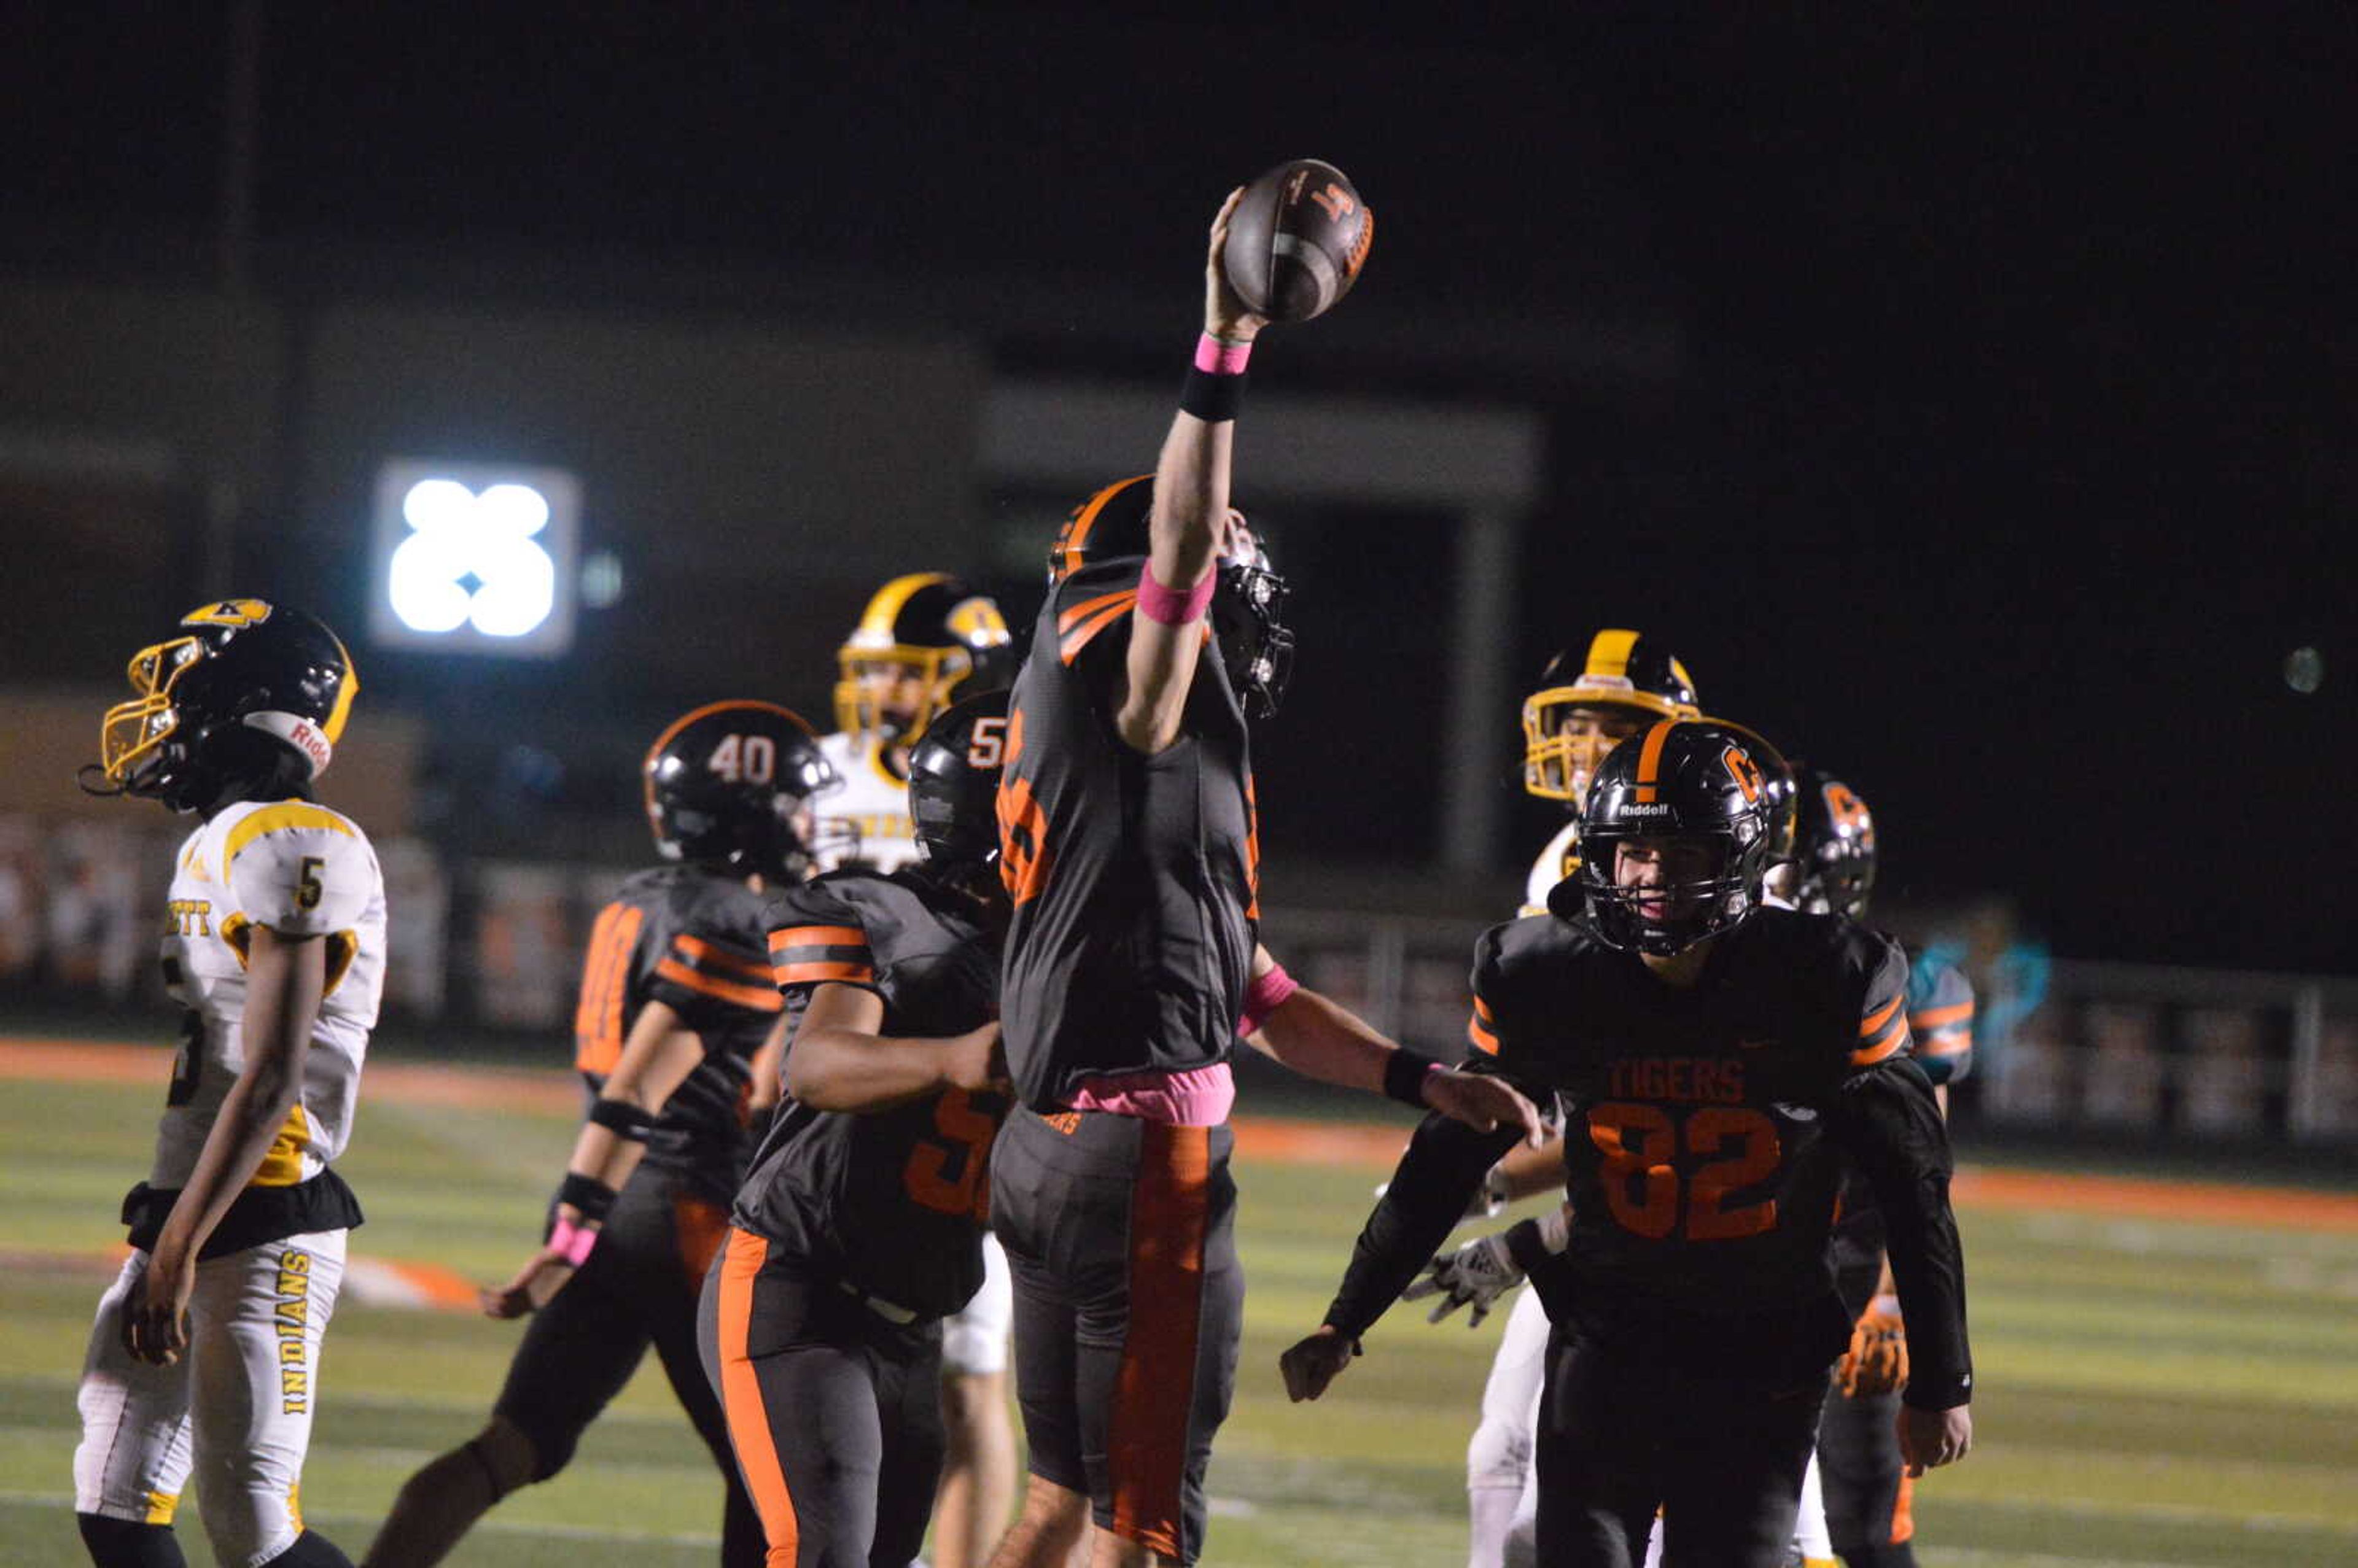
[5,4,2352,972]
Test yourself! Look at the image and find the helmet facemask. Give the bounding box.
[1576,821,1769,956]
[1520,700,1655,807]
[1210,519,1294,721]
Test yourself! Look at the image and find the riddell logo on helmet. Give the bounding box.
[1622,802,1673,816]
[286,722,330,773]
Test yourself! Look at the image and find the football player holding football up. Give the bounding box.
[365,703,838,1568]
[1284,720,1972,1568]
[982,189,1541,1568]
[74,601,383,1568]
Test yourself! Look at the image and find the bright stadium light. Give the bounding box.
[369,459,580,658]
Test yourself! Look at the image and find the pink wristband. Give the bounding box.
[548,1216,599,1267]
[1194,332,1253,376]
[1237,961,1301,1037]
[1137,562,1216,626]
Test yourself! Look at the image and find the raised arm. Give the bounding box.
[124,926,326,1365]
[1115,190,1264,754]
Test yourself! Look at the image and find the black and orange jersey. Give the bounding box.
[571,865,782,1203]
[1326,906,1972,1410]
[995,557,1258,1112]
[730,867,1005,1318]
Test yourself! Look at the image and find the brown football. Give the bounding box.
[1222,159,1374,324]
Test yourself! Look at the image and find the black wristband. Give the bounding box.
[587,1096,655,1143]
[556,1172,619,1224]
[1501,1217,1549,1275]
[1382,1049,1442,1108]
[1180,365,1248,422]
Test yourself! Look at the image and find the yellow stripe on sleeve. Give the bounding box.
[224,801,354,877]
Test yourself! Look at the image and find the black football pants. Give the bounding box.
[1535,1323,1829,1568]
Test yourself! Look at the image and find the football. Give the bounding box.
[1222,159,1374,324]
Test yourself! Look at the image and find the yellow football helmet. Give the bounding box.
[1520,629,1700,805]
[833,573,1014,742]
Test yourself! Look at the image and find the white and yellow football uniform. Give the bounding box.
[74,797,386,1568]
[814,731,920,873]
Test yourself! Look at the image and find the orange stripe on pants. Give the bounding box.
[715,1228,800,1566]
[1107,1124,1211,1560]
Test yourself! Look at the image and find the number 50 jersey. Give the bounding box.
[733,867,1005,1319]
[150,798,387,1207]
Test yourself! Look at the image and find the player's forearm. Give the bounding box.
[1830,1063,1973,1407]
[1116,415,1231,752]
[153,1061,303,1259]
[1322,1112,1517,1339]
[785,1027,978,1112]
[1244,987,1395,1093]
[156,931,323,1259]
[1490,1134,1565,1201]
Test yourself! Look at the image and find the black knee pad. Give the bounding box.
[1841,1545,1918,1568]
[76,1515,188,1568]
[258,1529,356,1568]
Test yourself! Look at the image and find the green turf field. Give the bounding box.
[4,1054,2356,1567]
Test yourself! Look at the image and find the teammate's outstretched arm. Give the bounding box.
[1116,188,1265,755]
[1278,1092,1533,1402]
[1240,947,1544,1145]
[783,981,1005,1111]
[480,998,708,1319]
[123,926,328,1365]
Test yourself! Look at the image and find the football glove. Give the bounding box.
[1839,1294,1908,1397]
[1402,1232,1522,1328]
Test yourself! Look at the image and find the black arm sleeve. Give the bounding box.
[1321,1108,1523,1340]
[1824,1056,1973,1410]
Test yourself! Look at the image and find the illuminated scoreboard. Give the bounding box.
[367,458,580,658]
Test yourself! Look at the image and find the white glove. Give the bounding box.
[1401,1232,1523,1328]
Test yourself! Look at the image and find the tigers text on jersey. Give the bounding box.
[734,867,1005,1318]
[814,730,920,873]
[574,864,783,1202]
[997,559,1259,1111]
[1324,907,1972,1410]
[133,798,386,1254]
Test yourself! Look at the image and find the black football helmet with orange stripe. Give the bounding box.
[1787,764,1878,918]
[1049,474,1295,720]
[644,702,839,881]
[1565,719,1776,956]
[1521,630,1701,805]
[88,599,359,815]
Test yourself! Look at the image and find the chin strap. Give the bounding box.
[76,763,128,798]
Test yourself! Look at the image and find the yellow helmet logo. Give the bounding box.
[181,599,275,629]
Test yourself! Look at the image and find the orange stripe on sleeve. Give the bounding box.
[1057,587,1141,633]
[1851,1018,1912,1067]
[773,960,878,986]
[1908,1001,1974,1030]
[768,925,865,953]
[671,933,776,985]
[1858,995,1904,1039]
[715,1228,800,1561]
[1060,595,1138,664]
[654,958,785,1013]
[1468,1014,1500,1055]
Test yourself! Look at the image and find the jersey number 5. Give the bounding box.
[1587,1102,1782,1241]
[901,1089,996,1224]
